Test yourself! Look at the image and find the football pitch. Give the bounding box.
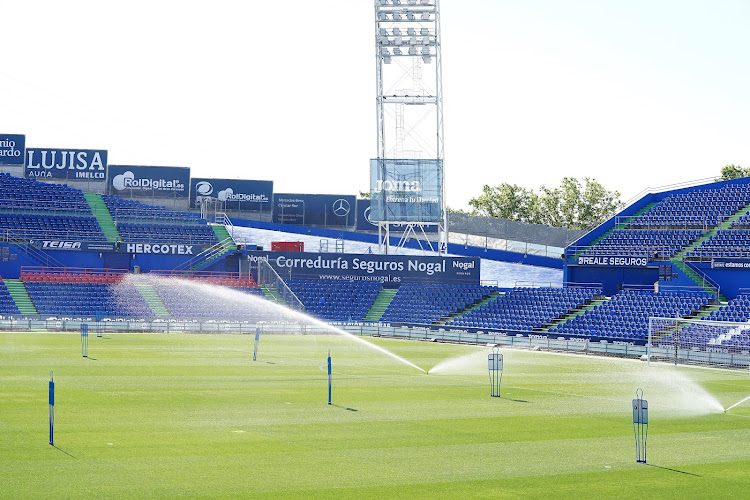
[1,332,749,499]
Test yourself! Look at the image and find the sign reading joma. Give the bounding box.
[370,158,442,223]
[25,148,108,180]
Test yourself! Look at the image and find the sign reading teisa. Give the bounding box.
[249,252,479,285]
[0,134,25,166]
[108,165,190,197]
[191,178,273,210]
[25,148,108,180]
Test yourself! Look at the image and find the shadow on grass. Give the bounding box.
[52,445,77,459]
[331,404,358,412]
[645,463,700,477]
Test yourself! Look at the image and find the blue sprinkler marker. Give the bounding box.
[80,323,88,358]
[327,349,332,405]
[48,371,55,446]
[253,326,260,362]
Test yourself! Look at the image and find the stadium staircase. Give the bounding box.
[574,203,657,257]
[364,288,398,322]
[260,285,285,306]
[83,193,119,242]
[539,297,609,333]
[174,225,237,273]
[132,280,170,318]
[434,291,501,326]
[4,279,38,315]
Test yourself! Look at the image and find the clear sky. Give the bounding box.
[1,0,748,210]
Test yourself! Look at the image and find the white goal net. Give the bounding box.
[648,317,750,370]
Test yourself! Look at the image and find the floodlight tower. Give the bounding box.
[372,0,447,254]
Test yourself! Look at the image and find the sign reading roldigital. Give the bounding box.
[273,194,356,227]
[109,165,190,197]
[577,255,649,267]
[25,148,108,180]
[0,134,25,165]
[191,178,273,209]
[370,158,442,223]
[249,252,479,284]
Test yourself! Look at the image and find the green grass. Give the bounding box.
[1,333,749,499]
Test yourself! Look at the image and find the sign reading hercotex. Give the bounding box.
[25,148,108,180]
[249,251,480,284]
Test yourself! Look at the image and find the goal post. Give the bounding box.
[647,316,750,370]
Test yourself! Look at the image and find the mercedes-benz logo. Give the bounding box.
[363,206,377,226]
[332,198,350,217]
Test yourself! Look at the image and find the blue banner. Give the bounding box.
[249,251,479,284]
[119,243,200,255]
[0,134,25,165]
[25,148,108,180]
[356,199,437,232]
[576,255,650,267]
[108,165,190,197]
[30,240,117,252]
[191,178,273,209]
[711,258,750,270]
[272,194,356,227]
[370,159,443,223]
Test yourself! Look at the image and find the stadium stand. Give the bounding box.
[0,213,106,241]
[550,288,714,340]
[21,268,154,318]
[287,279,381,321]
[102,195,204,224]
[380,283,496,325]
[0,173,91,213]
[446,286,601,331]
[116,222,219,245]
[0,277,21,315]
[582,184,750,258]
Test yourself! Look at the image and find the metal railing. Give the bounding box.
[256,259,305,312]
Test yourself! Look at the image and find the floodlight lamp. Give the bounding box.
[420,12,431,20]
[421,46,431,55]
[393,47,403,55]
[420,27,429,35]
[384,56,392,64]
[378,12,388,21]
[407,27,416,36]
[393,27,402,36]
[409,46,418,55]
[422,55,432,63]
[381,47,391,55]
[392,0,401,5]
[407,12,416,21]
[420,0,430,5]
[379,28,388,36]
[392,12,402,20]
[408,0,417,5]
[393,36,402,45]
[409,36,418,45]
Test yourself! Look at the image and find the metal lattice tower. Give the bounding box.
[374,0,447,254]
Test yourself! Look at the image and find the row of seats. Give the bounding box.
[447,286,601,331]
[550,289,714,340]
[686,229,750,259]
[21,271,125,284]
[0,173,91,213]
[287,280,381,321]
[102,195,204,224]
[0,280,20,314]
[0,214,106,241]
[25,282,154,318]
[582,229,701,258]
[381,283,496,325]
[116,222,218,245]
